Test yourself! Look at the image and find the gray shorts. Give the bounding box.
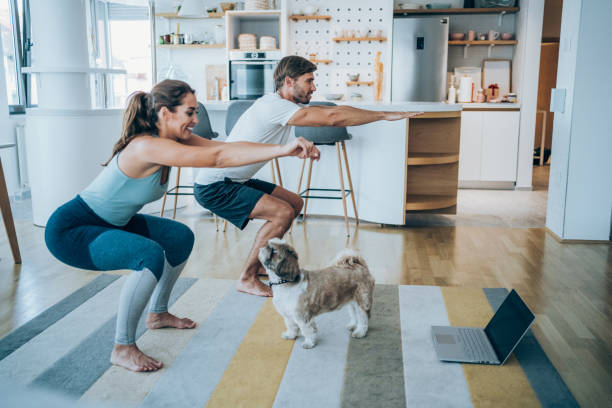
[194,178,277,229]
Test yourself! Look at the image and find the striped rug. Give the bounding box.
[0,274,578,408]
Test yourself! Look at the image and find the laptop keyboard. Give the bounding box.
[459,328,492,361]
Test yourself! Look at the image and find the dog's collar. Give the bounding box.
[267,275,300,288]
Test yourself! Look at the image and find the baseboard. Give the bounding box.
[545,227,612,244]
[458,180,515,190]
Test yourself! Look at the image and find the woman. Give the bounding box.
[45,80,319,372]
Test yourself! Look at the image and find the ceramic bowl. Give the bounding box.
[450,32,465,41]
[348,74,360,81]
[325,93,343,101]
[501,33,514,40]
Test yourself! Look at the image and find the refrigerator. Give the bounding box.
[391,16,449,102]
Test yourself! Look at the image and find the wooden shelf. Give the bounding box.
[346,81,374,86]
[405,195,457,211]
[290,15,331,21]
[155,12,224,19]
[310,59,332,64]
[449,40,517,45]
[407,153,459,165]
[157,44,225,49]
[394,7,519,15]
[333,37,387,43]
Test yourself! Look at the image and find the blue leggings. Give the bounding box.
[45,195,194,279]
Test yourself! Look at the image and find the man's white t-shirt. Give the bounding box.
[196,93,302,185]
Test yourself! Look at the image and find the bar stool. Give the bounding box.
[0,157,21,263]
[295,101,358,236]
[160,102,219,222]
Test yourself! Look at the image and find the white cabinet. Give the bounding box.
[458,110,520,187]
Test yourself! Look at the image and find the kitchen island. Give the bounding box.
[203,101,461,225]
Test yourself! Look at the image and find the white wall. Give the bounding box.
[546,0,612,241]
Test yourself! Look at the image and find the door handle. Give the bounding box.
[550,88,566,113]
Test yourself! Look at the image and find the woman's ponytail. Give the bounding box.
[103,80,195,166]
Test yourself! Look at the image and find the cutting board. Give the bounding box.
[205,64,227,101]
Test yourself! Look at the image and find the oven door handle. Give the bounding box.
[231,60,276,65]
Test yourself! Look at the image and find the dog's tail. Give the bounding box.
[330,248,369,270]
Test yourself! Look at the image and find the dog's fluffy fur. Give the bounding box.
[258,238,375,349]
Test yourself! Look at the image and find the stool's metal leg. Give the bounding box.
[223,219,228,232]
[336,143,350,236]
[303,158,314,221]
[270,161,277,184]
[274,158,283,187]
[172,167,181,219]
[214,214,219,231]
[341,141,359,224]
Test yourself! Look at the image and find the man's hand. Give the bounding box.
[383,111,425,121]
[281,137,321,160]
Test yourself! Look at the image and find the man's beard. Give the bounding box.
[294,88,312,104]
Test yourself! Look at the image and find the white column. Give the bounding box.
[29,0,91,108]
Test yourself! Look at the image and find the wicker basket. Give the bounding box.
[238,33,257,50]
[245,0,269,10]
[259,36,276,50]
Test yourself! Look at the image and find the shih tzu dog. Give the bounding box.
[258,238,375,349]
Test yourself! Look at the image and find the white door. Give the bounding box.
[458,111,483,181]
[480,111,520,181]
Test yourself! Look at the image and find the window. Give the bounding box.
[89,0,152,108]
[0,0,30,112]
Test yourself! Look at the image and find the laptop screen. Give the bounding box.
[484,290,535,362]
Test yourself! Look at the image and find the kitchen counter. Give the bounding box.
[460,102,521,110]
[203,100,462,112]
[199,101,461,225]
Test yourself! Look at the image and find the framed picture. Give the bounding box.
[482,59,512,97]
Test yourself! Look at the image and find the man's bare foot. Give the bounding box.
[146,312,196,330]
[110,344,163,372]
[236,277,273,297]
[257,265,268,277]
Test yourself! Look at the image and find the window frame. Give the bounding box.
[6,0,32,113]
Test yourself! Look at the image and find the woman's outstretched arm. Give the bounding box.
[133,135,320,169]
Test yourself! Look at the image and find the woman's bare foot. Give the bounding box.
[146,312,196,330]
[110,344,163,372]
[236,277,272,297]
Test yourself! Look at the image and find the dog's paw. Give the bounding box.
[351,328,367,338]
[346,322,356,331]
[282,331,298,340]
[302,339,316,349]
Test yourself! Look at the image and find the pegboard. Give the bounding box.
[287,0,393,100]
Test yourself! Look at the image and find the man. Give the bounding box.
[194,56,422,297]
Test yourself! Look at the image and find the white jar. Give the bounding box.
[214,25,225,44]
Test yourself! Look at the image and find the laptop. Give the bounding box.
[431,289,535,365]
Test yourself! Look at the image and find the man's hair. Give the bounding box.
[273,55,317,91]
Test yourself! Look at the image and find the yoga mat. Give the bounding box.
[0,275,578,407]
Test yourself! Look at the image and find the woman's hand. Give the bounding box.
[383,111,424,121]
[281,137,321,160]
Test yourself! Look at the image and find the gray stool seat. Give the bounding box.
[295,101,352,145]
[226,100,254,134]
[294,102,358,236]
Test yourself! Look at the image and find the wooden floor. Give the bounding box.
[0,169,610,406]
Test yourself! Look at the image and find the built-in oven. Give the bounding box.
[229,50,281,100]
